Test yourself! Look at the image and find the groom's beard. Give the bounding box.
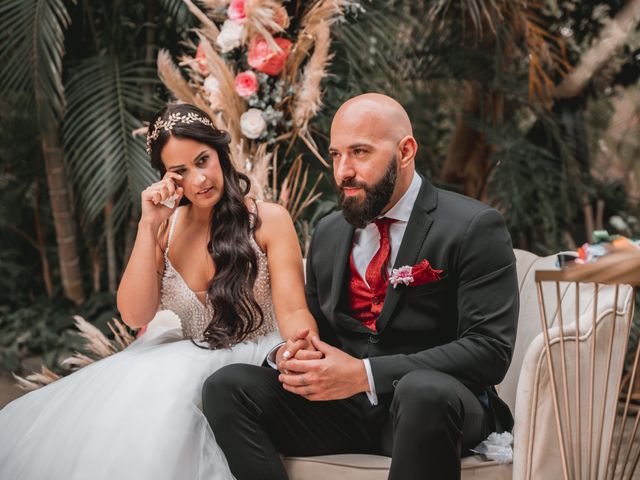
[338,155,397,229]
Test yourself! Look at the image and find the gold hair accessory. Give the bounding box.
[146,112,213,154]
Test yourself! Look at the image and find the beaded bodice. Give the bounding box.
[159,204,276,344]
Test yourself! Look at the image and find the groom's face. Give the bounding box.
[329,111,400,228]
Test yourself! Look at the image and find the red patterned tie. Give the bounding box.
[365,218,395,293]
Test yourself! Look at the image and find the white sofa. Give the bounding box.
[282,249,636,480]
[147,249,634,478]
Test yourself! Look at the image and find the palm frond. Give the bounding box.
[428,0,506,38]
[160,0,191,19]
[330,3,420,101]
[0,0,70,127]
[63,56,161,233]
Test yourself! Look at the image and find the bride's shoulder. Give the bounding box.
[244,198,291,223]
[246,198,294,245]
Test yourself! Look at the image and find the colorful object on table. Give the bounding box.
[559,230,640,267]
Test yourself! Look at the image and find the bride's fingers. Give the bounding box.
[164,172,183,183]
[282,338,307,360]
[165,181,176,196]
[294,349,323,360]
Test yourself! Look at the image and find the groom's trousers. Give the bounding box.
[203,364,492,480]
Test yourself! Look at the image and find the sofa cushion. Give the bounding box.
[282,454,512,480]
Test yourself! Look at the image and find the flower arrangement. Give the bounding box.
[157,0,360,219]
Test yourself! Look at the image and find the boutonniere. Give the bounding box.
[389,260,443,288]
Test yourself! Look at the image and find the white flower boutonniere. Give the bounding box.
[389,266,414,288]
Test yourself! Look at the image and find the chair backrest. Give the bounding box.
[496,249,544,410]
[498,250,635,411]
[504,250,635,480]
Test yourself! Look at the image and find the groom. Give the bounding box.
[203,93,519,479]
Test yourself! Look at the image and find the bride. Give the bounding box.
[0,103,318,479]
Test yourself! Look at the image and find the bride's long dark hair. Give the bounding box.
[147,104,263,348]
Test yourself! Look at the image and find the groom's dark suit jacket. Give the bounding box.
[305,176,519,431]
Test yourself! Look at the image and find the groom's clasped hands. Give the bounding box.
[275,329,370,401]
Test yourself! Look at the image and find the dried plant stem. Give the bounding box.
[182,0,220,42]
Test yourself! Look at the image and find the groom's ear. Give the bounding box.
[397,135,417,169]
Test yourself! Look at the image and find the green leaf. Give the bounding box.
[0,0,70,128]
[63,55,162,233]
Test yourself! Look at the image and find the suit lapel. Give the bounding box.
[376,178,438,333]
[329,219,354,314]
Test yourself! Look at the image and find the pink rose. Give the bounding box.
[195,43,207,74]
[234,70,259,97]
[247,36,292,76]
[228,0,247,23]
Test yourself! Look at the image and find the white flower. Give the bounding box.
[240,109,267,139]
[203,75,220,94]
[216,20,244,53]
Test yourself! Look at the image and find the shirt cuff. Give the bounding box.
[266,342,285,369]
[363,358,378,406]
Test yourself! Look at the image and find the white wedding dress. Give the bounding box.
[0,206,282,480]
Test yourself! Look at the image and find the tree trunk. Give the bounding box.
[123,204,139,271]
[104,201,117,294]
[91,246,101,293]
[41,127,85,304]
[34,182,53,297]
[439,83,503,200]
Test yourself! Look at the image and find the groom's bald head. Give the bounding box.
[329,93,418,224]
[331,93,414,144]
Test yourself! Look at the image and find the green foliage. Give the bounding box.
[63,56,161,232]
[0,95,52,302]
[0,1,195,363]
[0,292,118,373]
[486,120,572,252]
[0,0,69,129]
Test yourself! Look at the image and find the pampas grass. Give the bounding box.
[197,34,247,161]
[244,0,286,51]
[286,0,348,83]
[13,316,137,391]
[13,366,60,391]
[277,155,323,222]
[292,21,332,132]
[157,49,199,105]
[158,0,348,216]
[182,0,220,42]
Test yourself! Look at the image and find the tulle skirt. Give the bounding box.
[0,311,282,480]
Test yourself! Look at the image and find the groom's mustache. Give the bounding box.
[339,178,368,191]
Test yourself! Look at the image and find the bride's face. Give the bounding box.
[161,136,224,208]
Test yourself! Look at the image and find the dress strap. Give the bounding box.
[165,207,182,256]
[248,198,259,230]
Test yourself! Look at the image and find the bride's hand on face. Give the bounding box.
[140,172,184,228]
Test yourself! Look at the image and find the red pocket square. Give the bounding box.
[389,260,443,288]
